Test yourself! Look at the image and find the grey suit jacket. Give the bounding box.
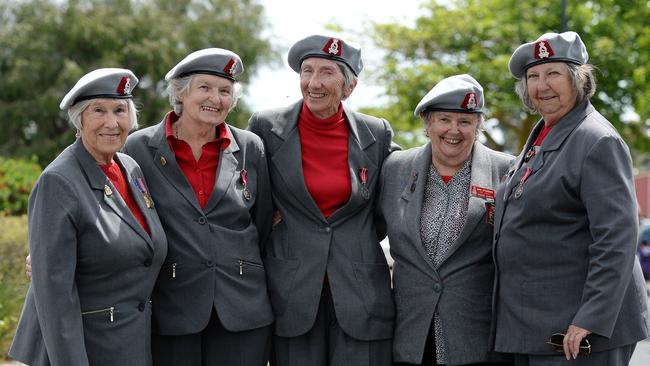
[248,100,397,340]
[9,139,167,366]
[492,100,650,354]
[380,142,513,365]
[123,118,273,335]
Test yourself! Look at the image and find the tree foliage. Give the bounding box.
[0,0,273,165]
[361,0,650,156]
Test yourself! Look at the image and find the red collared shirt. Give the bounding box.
[100,161,151,235]
[164,112,231,209]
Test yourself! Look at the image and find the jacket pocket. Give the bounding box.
[353,262,395,321]
[82,306,116,323]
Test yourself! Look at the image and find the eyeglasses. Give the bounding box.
[546,333,591,356]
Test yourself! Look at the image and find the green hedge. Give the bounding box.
[0,157,42,216]
[0,215,29,359]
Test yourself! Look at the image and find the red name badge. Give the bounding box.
[471,186,495,201]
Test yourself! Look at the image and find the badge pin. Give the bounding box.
[361,187,370,200]
[104,185,113,196]
[160,156,167,166]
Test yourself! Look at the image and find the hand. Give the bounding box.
[25,253,32,280]
[563,324,592,360]
[272,210,282,230]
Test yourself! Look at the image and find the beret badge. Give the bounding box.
[461,92,478,110]
[117,76,132,95]
[534,40,555,59]
[224,58,238,76]
[323,38,342,56]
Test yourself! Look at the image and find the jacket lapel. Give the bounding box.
[400,143,436,272]
[71,140,151,245]
[115,154,155,248]
[203,125,238,212]
[328,108,377,223]
[270,101,325,222]
[147,120,204,213]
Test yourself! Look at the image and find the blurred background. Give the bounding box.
[1,0,649,362]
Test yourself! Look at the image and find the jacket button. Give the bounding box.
[206,260,214,267]
[144,259,152,267]
[324,227,331,233]
[198,217,207,225]
[138,302,146,312]
[433,283,442,293]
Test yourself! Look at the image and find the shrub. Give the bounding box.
[0,215,29,359]
[0,157,42,216]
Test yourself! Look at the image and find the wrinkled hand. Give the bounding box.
[25,253,32,280]
[272,210,282,230]
[563,324,592,360]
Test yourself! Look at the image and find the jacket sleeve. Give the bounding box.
[29,171,90,366]
[374,118,399,240]
[571,135,638,337]
[252,139,273,254]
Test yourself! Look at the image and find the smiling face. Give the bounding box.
[424,111,480,175]
[526,62,578,126]
[179,74,234,126]
[79,98,130,164]
[299,57,356,119]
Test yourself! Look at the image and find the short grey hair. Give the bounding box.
[166,74,243,115]
[67,98,138,132]
[334,60,357,101]
[515,63,597,112]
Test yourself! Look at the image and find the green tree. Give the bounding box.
[0,0,272,165]
[361,0,650,155]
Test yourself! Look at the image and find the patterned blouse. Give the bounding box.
[419,158,472,365]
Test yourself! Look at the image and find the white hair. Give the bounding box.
[67,98,138,132]
[166,74,243,115]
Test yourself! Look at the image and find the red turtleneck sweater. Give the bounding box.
[298,103,351,218]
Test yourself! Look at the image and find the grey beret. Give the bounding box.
[509,31,589,79]
[414,74,484,116]
[287,35,363,76]
[165,48,244,81]
[59,68,138,110]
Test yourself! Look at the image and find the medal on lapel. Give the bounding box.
[359,167,369,200]
[134,177,154,208]
[410,171,419,192]
[104,185,113,196]
[241,169,251,201]
[514,167,532,199]
[485,202,495,226]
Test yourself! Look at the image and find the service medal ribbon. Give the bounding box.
[134,177,153,208]
[359,167,370,200]
[241,169,251,201]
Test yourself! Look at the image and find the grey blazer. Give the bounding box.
[492,100,650,354]
[380,142,513,365]
[123,118,274,335]
[248,100,397,340]
[9,139,167,366]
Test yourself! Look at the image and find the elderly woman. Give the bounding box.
[9,68,168,365]
[248,35,397,365]
[492,31,650,365]
[381,74,513,366]
[123,48,273,366]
